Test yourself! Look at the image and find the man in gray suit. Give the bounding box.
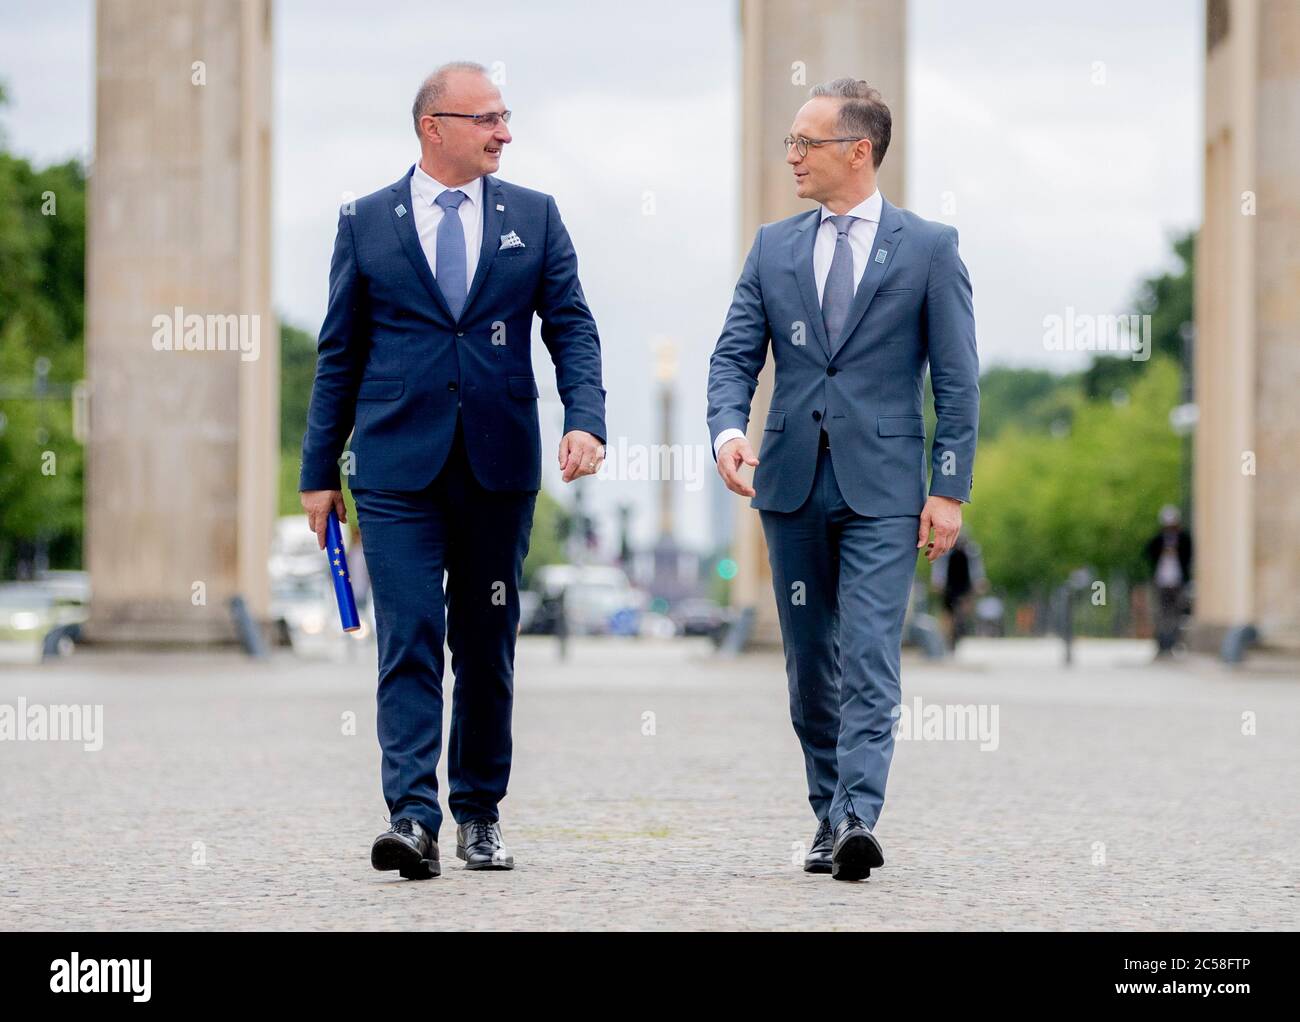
[707,79,979,881]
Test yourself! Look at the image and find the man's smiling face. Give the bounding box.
[424,69,512,181]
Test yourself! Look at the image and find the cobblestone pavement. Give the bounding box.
[1,637,1297,930]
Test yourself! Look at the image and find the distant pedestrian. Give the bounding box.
[931,536,985,650]
[1143,505,1192,657]
[554,585,570,661]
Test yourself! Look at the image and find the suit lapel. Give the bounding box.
[791,210,831,358]
[462,176,505,319]
[829,197,904,361]
[389,167,456,323]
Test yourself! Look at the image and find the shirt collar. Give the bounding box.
[411,163,483,210]
[820,188,882,225]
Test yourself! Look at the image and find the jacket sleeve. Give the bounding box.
[925,226,980,502]
[706,227,771,461]
[299,210,369,492]
[537,194,607,444]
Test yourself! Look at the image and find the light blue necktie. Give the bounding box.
[821,214,858,349]
[435,189,468,319]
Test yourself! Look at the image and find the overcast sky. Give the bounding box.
[0,0,1202,554]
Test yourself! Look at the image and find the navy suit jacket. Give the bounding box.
[299,166,607,493]
[707,196,979,517]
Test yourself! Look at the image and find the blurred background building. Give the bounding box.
[1192,0,1300,655]
[0,0,1296,662]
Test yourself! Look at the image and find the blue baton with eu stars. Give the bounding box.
[325,511,361,633]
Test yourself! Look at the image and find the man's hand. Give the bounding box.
[559,430,604,483]
[918,494,962,562]
[716,437,759,498]
[301,489,348,550]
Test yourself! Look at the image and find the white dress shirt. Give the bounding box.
[713,189,882,457]
[409,163,483,285]
[813,187,881,299]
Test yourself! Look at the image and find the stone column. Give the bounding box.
[732,0,907,642]
[1193,0,1300,653]
[83,0,277,646]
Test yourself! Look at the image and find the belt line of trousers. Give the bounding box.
[350,413,537,837]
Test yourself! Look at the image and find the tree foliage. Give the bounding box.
[0,133,87,574]
[957,232,1194,601]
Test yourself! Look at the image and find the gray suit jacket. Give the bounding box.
[706,195,979,516]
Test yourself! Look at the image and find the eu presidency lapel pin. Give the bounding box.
[395,204,407,217]
[875,248,888,263]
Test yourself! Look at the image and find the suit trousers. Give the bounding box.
[759,441,919,830]
[351,414,537,837]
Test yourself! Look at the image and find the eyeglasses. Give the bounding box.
[783,134,865,157]
[429,110,512,129]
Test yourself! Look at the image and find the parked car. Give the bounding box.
[669,598,729,638]
[270,514,334,583]
[0,582,88,647]
[270,568,373,652]
[525,564,645,636]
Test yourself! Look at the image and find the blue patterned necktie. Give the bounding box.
[435,189,468,319]
[821,214,858,348]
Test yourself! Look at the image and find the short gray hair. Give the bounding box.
[808,78,892,168]
[412,61,490,138]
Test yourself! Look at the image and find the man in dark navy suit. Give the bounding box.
[299,62,606,880]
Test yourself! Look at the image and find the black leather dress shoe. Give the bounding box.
[831,814,884,881]
[804,818,834,873]
[456,819,514,870]
[371,818,440,880]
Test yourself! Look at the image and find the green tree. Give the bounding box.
[963,340,1184,600]
[953,232,1194,608]
[278,321,318,516]
[1081,230,1194,401]
[522,487,567,587]
[975,365,1084,442]
[0,90,87,575]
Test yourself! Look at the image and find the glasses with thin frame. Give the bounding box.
[783,134,865,157]
[429,110,512,129]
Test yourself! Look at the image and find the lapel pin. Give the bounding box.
[875,248,888,263]
[496,204,505,212]
[395,204,407,217]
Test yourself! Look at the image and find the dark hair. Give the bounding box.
[808,78,892,168]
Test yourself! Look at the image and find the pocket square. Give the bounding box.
[498,231,525,250]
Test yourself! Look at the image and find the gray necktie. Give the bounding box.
[435,189,468,319]
[821,214,858,348]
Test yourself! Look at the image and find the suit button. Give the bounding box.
[447,382,458,392]
[826,367,837,376]
[812,410,822,422]
[456,331,465,337]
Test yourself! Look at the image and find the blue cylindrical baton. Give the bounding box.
[325,510,361,633]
